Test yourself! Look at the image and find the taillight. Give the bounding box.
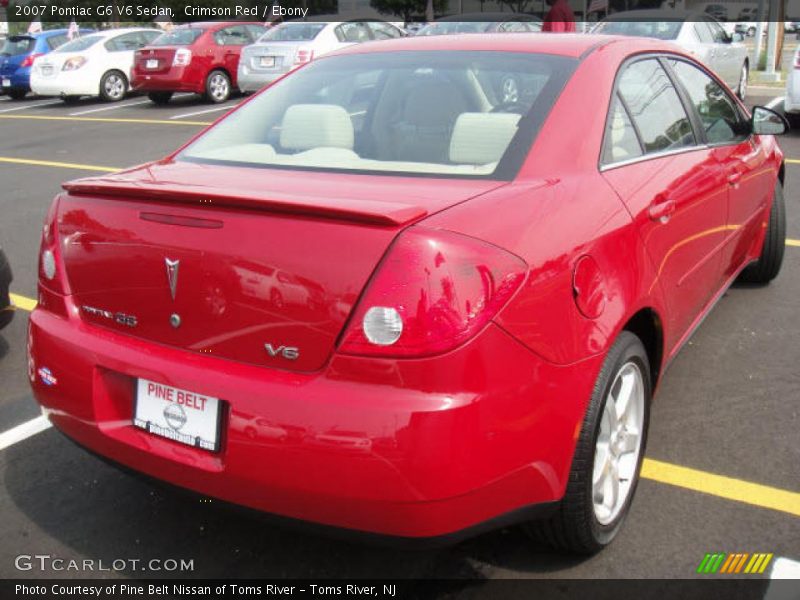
[338,228,527,358]
[294,48,314,65]
[62,56,87,71]
[20,52,43,68]
[795,52,800,69]
[38,196,70,295]
[173,48,192,67]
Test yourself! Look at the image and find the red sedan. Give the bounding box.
[30,34,786,552]
[132,22,267,104]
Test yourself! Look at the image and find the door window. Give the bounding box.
[367,22,403,39]
[616,59,695,154]
[693,22,715,44]
[669,59,749,145]
[105,32,145,52]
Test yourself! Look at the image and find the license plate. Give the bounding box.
[259,56,276,68]
[1,78,10,88]
[146,59,159,69]
[134,379,222,452]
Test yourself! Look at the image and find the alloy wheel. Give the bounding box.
[209,73,230,102]
[105,73,125,100]
[592,361,645,525]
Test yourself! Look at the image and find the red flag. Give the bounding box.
[27,20,43,34]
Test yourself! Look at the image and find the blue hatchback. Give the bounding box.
[0,29,93,99]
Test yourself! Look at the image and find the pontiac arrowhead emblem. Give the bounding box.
[165,258,179,301]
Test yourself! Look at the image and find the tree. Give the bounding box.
[497,0,534,13]
[370,0,447,22]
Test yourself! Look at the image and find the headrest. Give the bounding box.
[280,104,354,151]
[449,112,521,165]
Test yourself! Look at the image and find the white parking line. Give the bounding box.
[69,99,152,116]
[764,558,800,600]
[766,96,785,110]
[169,104,238,120]
[0,415,51,451]
[0,100,63,114]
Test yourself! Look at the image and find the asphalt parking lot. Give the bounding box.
[0,87,798,588]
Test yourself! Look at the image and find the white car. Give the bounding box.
[593,10,750,100]
[784,47,800,127]
[31,28,162,103]
[237,19,405,93]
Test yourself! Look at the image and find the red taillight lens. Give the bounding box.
[294,48,314,64]
[38,196,70,295]
[172,48,192,67]
[338,228,527,358]
[21,52,43,68]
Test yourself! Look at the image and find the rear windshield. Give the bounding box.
[150,28,205,46]
[53,35,102,53]
[180,51,577,179]
[259,23,326,42]
[1,36,35,56]
[592,20,682,40]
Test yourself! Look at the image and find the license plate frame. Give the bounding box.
[133,378,223,453]
[259,56,276,68]
[146,59,159,69]
[1,78,10,88]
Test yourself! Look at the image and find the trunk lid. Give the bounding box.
[58,160,505,372]
[135,47,178,74]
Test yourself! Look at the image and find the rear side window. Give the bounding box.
[214,26,250,46]
[53,35,102,53]
[1,36,35,56]
[150,28,204,46]
[617,59,694,154]
[669,59,749,145]
[260,23,326,42]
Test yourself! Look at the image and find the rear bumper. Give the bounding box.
[30,72,98,97]
[237,66,287,93]
[132,67,204,94]
[0,67,31,91]
[29,295,600,539]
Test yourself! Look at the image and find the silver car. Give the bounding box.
[238,19,405,93]
[593,11,750,100]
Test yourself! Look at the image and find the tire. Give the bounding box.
[737,62,748,101]
[99,70,127,102]
[7,89,27,100]
[525,331,651,554]
[738,182,786,284]
[204,69,231,104]
[786,112,800,129]
[147,92,174,105]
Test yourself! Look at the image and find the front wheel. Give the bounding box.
[526,331,651,554]
[204,70,231,104]
[99,70,127,102]
[738,182,786,284]
[737,63,748,101]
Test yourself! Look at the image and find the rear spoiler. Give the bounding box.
[63,178,427,227]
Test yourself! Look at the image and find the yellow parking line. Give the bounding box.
[9,293,36,312]
[787,239,800,247]
[786,159,800,164]
[642,459,800,518]
[7,289,800,518]
[0,157,118,172]
[0,114,212,127]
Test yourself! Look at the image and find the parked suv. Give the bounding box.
[132,22,267,104]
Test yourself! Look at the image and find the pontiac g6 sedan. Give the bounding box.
[29,34,786,553]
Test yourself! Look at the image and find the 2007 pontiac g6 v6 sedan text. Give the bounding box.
[29,33,787,553]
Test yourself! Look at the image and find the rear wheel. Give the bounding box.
[147,91,174,105]
[204,70,231,104]
[7,89,27,100]
[738,182,785,284]
[525,331,651,554]
[99,70,127,102]
[785,112,800,129]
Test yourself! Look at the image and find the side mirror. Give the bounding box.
[752,106,788,135]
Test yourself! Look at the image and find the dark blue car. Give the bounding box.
[1,29,93,99]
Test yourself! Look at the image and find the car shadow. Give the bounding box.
[3,431,590,580]
[0,333,9,362]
